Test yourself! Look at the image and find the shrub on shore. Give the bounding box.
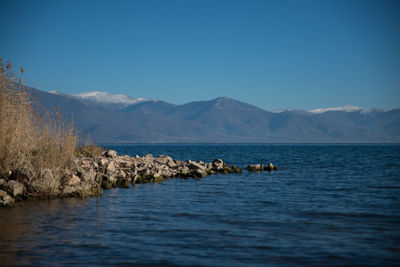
[75,143,104,158]
[0,58,78,196]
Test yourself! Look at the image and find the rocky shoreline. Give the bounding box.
[0,150,277,207]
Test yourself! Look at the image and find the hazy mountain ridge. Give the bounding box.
[31,88,400,143]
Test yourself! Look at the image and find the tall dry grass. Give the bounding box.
[0,58,77,184]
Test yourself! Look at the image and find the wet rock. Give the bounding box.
[265,163,274,171]
[5,180,26,198]
[193,169,207,178]
[116,178,130,188]
[205,169,214,175]
[222,164,234,174]
[61,185,77,196]
[152,169,164,179]
[101,179,114,189]
[212,159,224,171]
[231,165,243,173]
[246,163,278,172]
[0,190,15,207]
[246,164,265,172]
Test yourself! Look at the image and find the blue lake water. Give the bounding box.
[0,144,399,266]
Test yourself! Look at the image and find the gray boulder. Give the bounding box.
[31,168,60,196]
[103,150,117,158]
[155,155,172,164]
[193,169,207,178]
[5,180,26,198]
[107,162,116,173]
[0,190,15,207]
[61,185,77,196]
[178,165,191,177]
[80,170,96,184]
[246,163,278,172]
[265,163,274,171]
[190,161,206,171]
[212,159,224,171]
[246,164,265,172]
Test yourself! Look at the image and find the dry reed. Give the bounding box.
[0,58,78,190]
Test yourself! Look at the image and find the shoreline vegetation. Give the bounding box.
[0,60,276,207]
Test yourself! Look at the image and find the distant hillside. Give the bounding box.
[27,88,400,143]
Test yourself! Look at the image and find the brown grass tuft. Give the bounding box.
[75,135,104,158]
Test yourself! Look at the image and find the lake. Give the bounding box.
[0,144,399,266]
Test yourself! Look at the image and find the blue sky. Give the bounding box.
[1,0,399,110]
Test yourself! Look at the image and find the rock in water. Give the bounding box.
[193,169,207,178]
[5,180,26,198]
[31,168,60,197]
[246,164,264,172]
[246,163,278,172]
[0,190,15,207]
[212,159,224,171]
[266,163,274,171]
[189,161,206,171]
[61,185,77,196]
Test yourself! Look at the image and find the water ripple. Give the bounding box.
[0,144,399,266]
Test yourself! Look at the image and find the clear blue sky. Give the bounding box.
[1,0,399,110]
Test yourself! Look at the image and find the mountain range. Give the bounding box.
[28,87,400,143]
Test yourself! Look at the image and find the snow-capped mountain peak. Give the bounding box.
[73,91,151,105]
[309,105,372,114]
[48,90,152,107]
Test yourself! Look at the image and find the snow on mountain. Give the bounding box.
[309,105,373,114]
[48,90,152,106]
[48,90,71,97]
[271,109,313,115]
[73,91,151,105]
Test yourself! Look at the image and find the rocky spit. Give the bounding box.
[0,150,277,207]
